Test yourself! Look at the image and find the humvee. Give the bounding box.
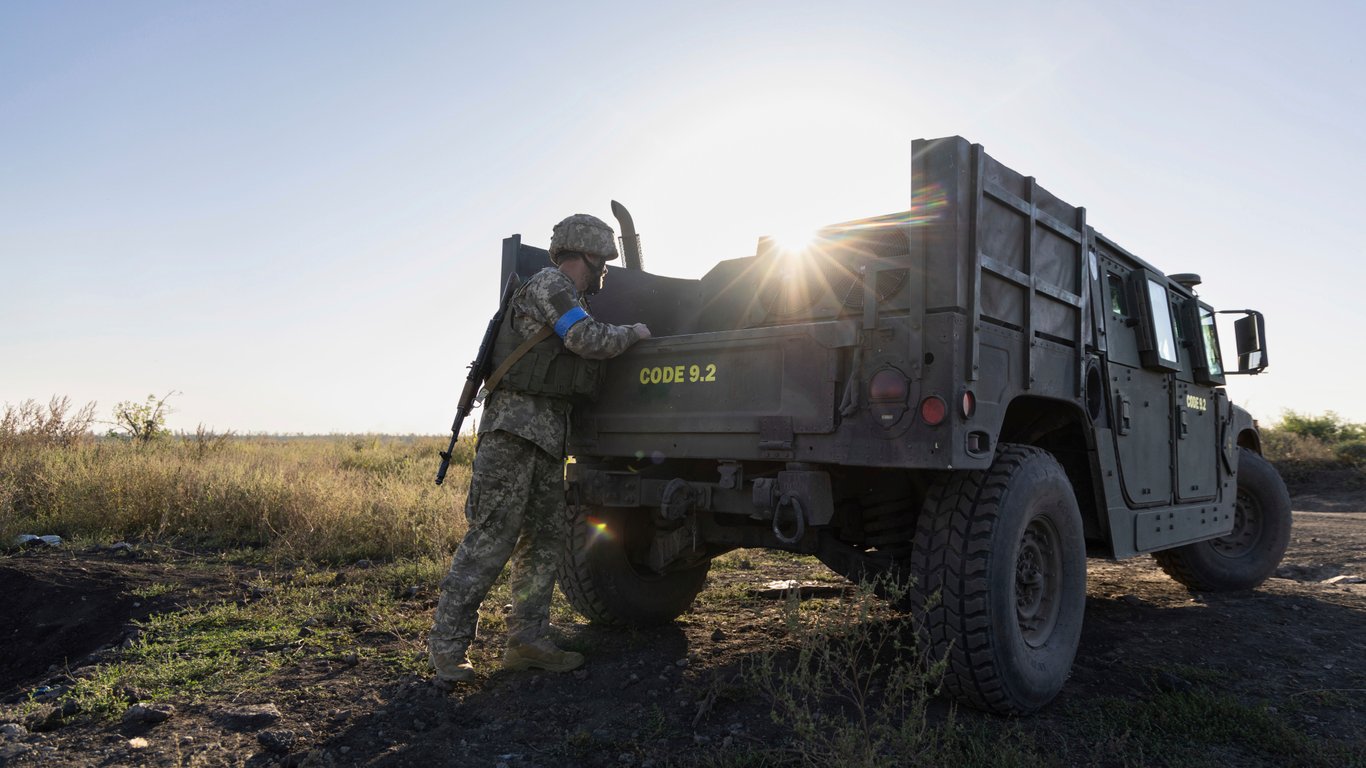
[496,136,1290,715]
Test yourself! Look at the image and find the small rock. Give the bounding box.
[618,751,635,765]
[710,628,725,643]
[573,669,589,681]
[340,745,351,754]
[0,723,29,739]
[257,728,297,754]
[675,658,690,668]
[109,541,134,552]
[693,734,712,746]
[0,743,32,760]
[221,703,282,730]
[299,626,315,638]
[401,585,420,600]
[128,737,149,749]
[353,559,373,569]
[26,706,64,732]
[123,702,176,725]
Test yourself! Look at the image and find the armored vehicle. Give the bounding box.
[496,136,1290,714]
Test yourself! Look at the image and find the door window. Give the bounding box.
[1146,278,1178,364]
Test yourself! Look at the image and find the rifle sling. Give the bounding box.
[483,325,555,396]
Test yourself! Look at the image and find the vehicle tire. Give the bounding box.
[558,505,710,626]
[910,444,1087,715]
[1152,448,1291,592]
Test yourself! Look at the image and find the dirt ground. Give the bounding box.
[2,498,1364,767]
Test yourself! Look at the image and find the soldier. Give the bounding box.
[429,213,651,683]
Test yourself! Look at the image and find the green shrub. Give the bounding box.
[1334,439,1366,467]
[1274,410,1366,444]
[1260,429,1336,463]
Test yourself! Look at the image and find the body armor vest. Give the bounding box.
[489,308,604,401]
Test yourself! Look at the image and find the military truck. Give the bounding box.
[496,136,1290,715]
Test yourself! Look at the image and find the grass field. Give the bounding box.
[0,433,475,563]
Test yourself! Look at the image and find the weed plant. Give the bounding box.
[60,560,451,719]
[0,434,476,562]
[744,576,962,768]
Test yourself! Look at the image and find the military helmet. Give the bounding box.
[549,214,618,264]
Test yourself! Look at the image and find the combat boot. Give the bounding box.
[502,638,585,673]
[430,647,476,683]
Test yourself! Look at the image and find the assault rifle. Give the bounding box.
[435,273,521,485]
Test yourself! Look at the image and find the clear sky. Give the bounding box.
[3,1,1363,434]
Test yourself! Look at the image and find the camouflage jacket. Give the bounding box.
[479,267,640,457]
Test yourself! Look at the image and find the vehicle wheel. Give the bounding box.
[558,505,710,626]
[1152,448,1291,592]
[910,444,1087,715]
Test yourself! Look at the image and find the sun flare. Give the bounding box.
[768,226,819,256]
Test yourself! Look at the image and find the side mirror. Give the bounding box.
[1218,310,1269,374]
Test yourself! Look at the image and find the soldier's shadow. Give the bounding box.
[276,623,690,767]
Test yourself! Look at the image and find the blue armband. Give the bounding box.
[553,306,589,338]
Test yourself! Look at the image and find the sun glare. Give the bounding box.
[769,227,819,256]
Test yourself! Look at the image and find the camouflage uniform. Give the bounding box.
[430,266,639,659]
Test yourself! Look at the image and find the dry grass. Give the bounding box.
[0,434,475,562]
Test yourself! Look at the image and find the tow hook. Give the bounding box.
[772,493,806,545]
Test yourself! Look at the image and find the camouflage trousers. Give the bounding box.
[429,429,568,656]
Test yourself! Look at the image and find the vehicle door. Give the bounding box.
[1174,298,1225,502]
[1099,254,1173,507]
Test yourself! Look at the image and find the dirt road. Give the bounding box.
[1,507,1363,767]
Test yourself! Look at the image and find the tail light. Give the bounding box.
[868,368,909,427]
[919,395,947,426]
[869,369,909,402]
